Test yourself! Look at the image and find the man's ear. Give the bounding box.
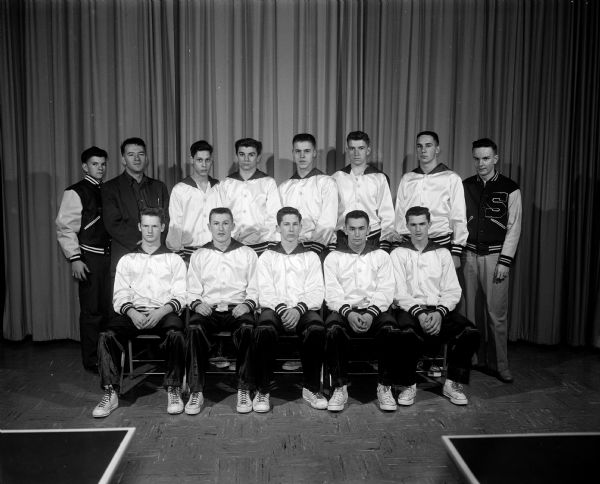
[160,223,165,233]
[138,223,142,232]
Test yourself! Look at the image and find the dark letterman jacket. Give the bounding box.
[56,175,111,261]
[463,171,522,267]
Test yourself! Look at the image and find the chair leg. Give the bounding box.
[119,349,125,395]
[128,340,134,374]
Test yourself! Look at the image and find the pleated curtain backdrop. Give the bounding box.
[1,0,599,346]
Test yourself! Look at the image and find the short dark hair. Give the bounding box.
[277,206,302,225]
[292,133,316,148]
[120,137,146,155]
[472,137,498,154]
[190,140,213,157]
[346,131,370,146]
[416,131,439,145]
[345,209,369,226]
[139,207,166,224]
[235,138,262,156]
[209,207,234,223]
[405,206,431,223]
[81,146,108,164]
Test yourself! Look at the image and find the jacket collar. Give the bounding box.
[134,244,171,256]
[290,167,324,180]
[412,163,450,175]
[228,170,269,181]
[121,171,150,185]
[268,242,309,255]
[477,171,499,184]
[201,238,245,253]
[84,175,101,186]
[341,164,383,176]
[181,175,219,188]
[397,238,440,254]
[335,241,379,256]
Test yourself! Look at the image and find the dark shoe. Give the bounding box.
[497,369,514,383]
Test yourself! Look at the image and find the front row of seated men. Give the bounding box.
[93,205,479,417]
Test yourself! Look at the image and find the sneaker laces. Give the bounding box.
[168,386,181,405]
[256,392,269,403]
[331,387,345,404]
[97,387,114,408]
[238,390,250,405]
[379,385,395,405]
[451,381,464,392]
[189,392,201,405]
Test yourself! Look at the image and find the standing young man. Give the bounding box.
[254,207,328,412]
[166,140,222,260]
[395,131,467,266]
[391,206,479,406]
[102,137,170,275]
[324,210,400,412]
[93,208,186,418]
[278,133,338,255]
[186,207,258,415]
[462,138,522,383]
[331,131,395,251]
[56,146,111,372]
[219,138,282,255]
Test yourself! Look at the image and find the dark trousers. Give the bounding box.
[254,309,326,393]
[186,310,255,392]
[325,309,400,387]
[98,311,185,390]
[394,308,480,385]
[78,251,111,370]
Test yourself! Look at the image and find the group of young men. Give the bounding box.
[55,130,522,418]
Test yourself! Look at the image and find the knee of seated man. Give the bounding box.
[399,326,424,344]
[455,326,480,347]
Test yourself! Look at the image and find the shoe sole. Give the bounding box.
[253,406,270,413]
[443,391,468,405]
[93,403,118,418]
[236,406,253,414]
[304,399,327,410]
[379,403,397,411]
[303,398,328,410]
[168,407,184,415]
[184,406,202,415]
[397,398,415,406]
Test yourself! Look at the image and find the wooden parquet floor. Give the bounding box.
[1,339,600,483]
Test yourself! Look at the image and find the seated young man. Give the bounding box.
[390,206,480,406]
[93,208,186,418]
[324,210,401,412]
[186,207,257,415]
[253,207,327,412]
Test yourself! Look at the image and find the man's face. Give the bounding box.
[277,214,301,243]
[292,141,316,172]
[407,214,431,243]
[208,213,234,244]
[346,139,371,167]
[82,156,107,182]
[138,215,164,244]
[416,135,440,164]
[472,147,498,179]
[236,146,259,173]
[191,150,213,178]
[344,217,369,251]
[121,144,148,176]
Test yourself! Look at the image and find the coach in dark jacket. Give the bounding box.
[102,137,169,276]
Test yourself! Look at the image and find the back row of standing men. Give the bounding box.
[56,130,522,415]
